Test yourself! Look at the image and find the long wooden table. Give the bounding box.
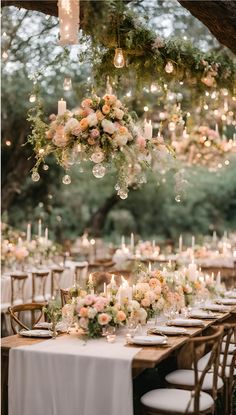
[2,310,236,415]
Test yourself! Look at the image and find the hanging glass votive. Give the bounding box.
[63,77,72,91]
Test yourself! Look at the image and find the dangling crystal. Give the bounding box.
[118,189,128,199]
[175,195,181,203]
[92,164,106,178]
[29,94,36,103]
[63,77,72,91]
[165,61,174,74]
[43,164,49,171]
[91,150,104,164]
[62,174,71,184]
[31,172,40,182]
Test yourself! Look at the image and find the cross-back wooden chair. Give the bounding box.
[220,323,236,414]
[10,273,28,305]
[32,270,50,302]
[74,262,88,287]
[8,303,46,334]
[60,288,73,307]
[51,267,64,298]
[87,260,115,274]
[141,325,223,415]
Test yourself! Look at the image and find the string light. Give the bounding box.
[29,94,36,103]
[143,106,149,112]
[5,140,12,146]
[113,48,125,68]
[63,77,72,91]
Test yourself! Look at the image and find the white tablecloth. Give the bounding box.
[9,334,140,415]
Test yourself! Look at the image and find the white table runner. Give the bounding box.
[9,334,140,415]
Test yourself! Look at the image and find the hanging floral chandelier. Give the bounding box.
[29,88,172,199]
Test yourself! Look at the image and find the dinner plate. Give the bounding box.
[150,326,188,335]
[34,322,52,329]
[202,304,230,312]
[19,329,52,338]
[189,311,218,319]
[216,298,236,305]
[167,318,204,327]
[129,335,167,346]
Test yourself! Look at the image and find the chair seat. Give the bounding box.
[220,354,234,366]
[221,342,236,353]
[141,388,214,413]
[165,369,223,391]
[219,366,236,378]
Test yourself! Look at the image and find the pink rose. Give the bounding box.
[52,125,68,147]
[97,313,111,326]
[46,130,53,140]
[72,125,81,137]
[141,298,150,308]
[94,298,107,312]
[79,307,88,318]
[137,135,146,150]
[81,98,93,108]
[84,294,96,306]
[149,278,158,288]
[79,317,88,329]
[117,310,126,322]
[49,114,56,121]
[90,128,100,139]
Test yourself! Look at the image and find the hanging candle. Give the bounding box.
[165,61,174,74]
[58,0,80,46]
[113,48,125,68]
[63,77,72,91]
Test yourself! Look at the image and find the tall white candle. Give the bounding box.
[152,240,155,249]
[188,262,197,281]
[179,234,183,253]
[130,233,134,252]
[216,271,221,287]
[38,219,42,238]
[45,227,48,242]
[26,223,31,243]
[148,262,152,272]
[144,120,153,140]
[191,235,195,250]
[58,98,67,116]
[103,282,107,296]
[121,235,125,248]
[212,231,217,243]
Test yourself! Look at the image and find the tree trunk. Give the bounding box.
[177,1,236,54]
[87,193,119,236]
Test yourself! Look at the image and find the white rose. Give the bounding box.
[88,307,97,319]
[138,308,147,324]
[87,113,98,127]
[113,134,128,146]
[64,118,79,133]
[114,108,124,120]
[101,119,116,134]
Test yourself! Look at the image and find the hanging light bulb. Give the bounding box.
[113,48,125,68]
[29,94,36,103]
[63,77,72,91]
[165,61,174,74]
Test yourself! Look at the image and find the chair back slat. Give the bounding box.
[32,271,49,301]
[51,268,64,297]
[10,274,28,305]
[8,303,46,334]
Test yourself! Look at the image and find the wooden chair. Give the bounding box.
[8,303,46,334]
[87,260,115,274]
[200,266,235,290]
[60,288,73,307]
[74,262,88,287]
[51,267,64,298]
[1,273,28,336]
[219,323,236,414]
[141,326,223,415]
[32,270,50,302]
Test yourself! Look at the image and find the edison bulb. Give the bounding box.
[165,61,174,73]
[63,77,72,91]
[113,48,125,68]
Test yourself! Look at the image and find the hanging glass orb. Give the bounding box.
[92,164,106,178]
[118,189,128,199]
[43,164,49,171]
[63,77,72,91]
[113,48,125,68]
[175,195,181,203]
[31,172,40,182]
[29,94,36,103]
[90,150,104,164]
[62,174,71,184]
[114,183,120,191]
[165,61,174,73]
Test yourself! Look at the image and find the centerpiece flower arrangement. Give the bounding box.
[62,293,129,338]
[29,91,171,199]
[133,269,180,319]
